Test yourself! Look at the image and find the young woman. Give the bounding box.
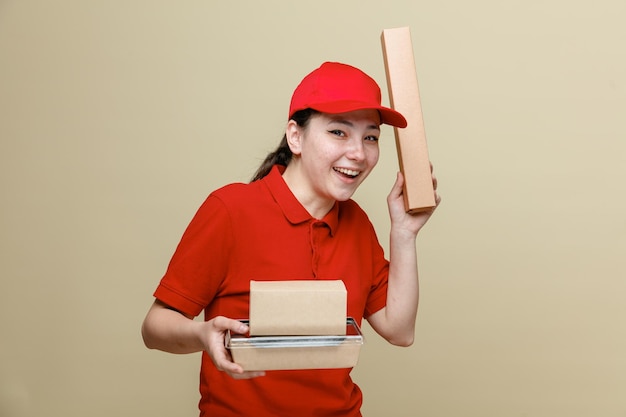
[142,61,440,416]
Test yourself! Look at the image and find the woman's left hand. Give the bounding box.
[387,165,440,237]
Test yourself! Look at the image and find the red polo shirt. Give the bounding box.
[154,165,389,417]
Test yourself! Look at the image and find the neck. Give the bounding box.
[282,163,334,220]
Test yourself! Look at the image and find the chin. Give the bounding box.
[332,191,357,202]
[328,181,360,202]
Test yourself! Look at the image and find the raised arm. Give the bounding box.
[367,169,440,346]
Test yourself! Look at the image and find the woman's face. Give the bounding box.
[287,109,381,208]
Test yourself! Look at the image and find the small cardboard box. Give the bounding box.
[249,280,347,336]
[226,318,364,371]
[381,27,436,213]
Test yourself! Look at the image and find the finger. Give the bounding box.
[213,316,249,335]
[395,171,404,188]
[215,348,266,379]
[388,171,404,199]
[212,346,245,374]
[230,370,266,380]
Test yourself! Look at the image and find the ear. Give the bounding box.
[285,120,303,156]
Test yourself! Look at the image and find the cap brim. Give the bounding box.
[378,108,408,128]
[306,101,407,128]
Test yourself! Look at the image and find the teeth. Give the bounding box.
[334,167,360,177]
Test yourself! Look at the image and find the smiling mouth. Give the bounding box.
[333,167,361,179]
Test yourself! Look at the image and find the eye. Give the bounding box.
[328,129,346,137]
[364,135,379,142]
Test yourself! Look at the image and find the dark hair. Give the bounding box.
[250,109,318,182]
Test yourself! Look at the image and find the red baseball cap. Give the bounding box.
[288,62,407,128]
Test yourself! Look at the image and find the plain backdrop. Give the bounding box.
[1,1,625,416]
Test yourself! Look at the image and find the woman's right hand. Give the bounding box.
[202,316,266,380]
[142,301,265,380]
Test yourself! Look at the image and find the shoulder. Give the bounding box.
[210,180,266,205]
[197,180,276,225]
[181,181,268,239]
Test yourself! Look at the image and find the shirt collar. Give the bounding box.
[263,165,339,236]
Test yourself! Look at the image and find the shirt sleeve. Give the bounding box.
[153,194,234,318]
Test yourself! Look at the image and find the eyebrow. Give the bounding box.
[328,119,381,131]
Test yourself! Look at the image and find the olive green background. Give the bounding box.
[1,1,625,416]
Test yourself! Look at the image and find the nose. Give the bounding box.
[346,138,366,161]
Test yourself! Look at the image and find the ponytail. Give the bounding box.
[250,135,291,182]
[250,109,318,182]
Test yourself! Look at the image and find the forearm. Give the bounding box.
[367,226,420,346]
[384,228,420,343]
[368,169,439,346]
[141,301,205,354]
